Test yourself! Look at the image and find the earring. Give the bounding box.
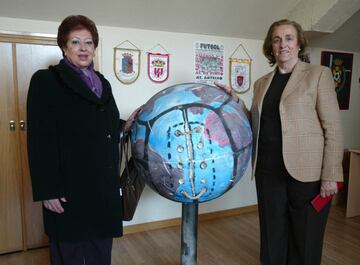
[299,48,301,51]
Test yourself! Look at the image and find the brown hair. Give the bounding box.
[263,19,309,66]
[57,15,99,57]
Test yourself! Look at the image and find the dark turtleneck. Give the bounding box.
[257,69,292,172]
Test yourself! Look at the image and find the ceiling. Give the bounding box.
[0,0,359,52]
[305,8,360,52]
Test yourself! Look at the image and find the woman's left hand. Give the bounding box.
[320,180,338,198]
[124,106,143,133]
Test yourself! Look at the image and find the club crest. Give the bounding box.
[148,52,169,83]
[114,47,140,84]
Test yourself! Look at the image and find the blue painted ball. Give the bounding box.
[131,83,252,203]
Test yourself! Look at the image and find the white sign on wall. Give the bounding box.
[194,42,224,84]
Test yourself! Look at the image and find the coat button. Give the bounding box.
[107,134,111,139]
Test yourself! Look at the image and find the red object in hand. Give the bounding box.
[311,182,344,212]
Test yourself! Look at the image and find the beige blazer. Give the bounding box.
[251,61,343,182]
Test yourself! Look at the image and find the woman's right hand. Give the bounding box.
[43,197,67,214]
[214,82,250,119]
[214,82,240,103]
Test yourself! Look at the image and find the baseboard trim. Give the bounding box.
[123,204,258,235]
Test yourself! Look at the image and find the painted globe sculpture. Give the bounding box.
[131,83,252,203]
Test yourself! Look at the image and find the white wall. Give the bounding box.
[310,48,360,149]
[2,16,358,226]
[1,17,271,225]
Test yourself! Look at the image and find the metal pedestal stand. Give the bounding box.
[181,202,199,265]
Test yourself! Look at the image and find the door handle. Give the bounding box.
[9,120,16,131]
[19,120,26,131]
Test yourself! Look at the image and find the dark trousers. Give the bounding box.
[255,168,330,265]
[49,238,113,265]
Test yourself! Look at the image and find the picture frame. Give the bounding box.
[321,51,353,110]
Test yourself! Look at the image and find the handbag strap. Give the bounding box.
[120,130,135,186]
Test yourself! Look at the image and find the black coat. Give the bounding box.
[27,59,123,241]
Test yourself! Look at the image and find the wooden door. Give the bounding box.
[0,42,24,254]
[16,42,62,248]
[0,33,63,252]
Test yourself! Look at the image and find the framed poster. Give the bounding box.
[194,42,224,84]
[321,51,353,110]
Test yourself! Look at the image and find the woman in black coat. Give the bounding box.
[27,15,126,265]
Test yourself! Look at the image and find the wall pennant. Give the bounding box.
[229,44,252,93]
[147,44,170,83]
[114,40,141,84]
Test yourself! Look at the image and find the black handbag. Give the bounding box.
[120,132,145,221]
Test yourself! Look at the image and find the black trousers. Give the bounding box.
[255,168,330,265]
[49,238,113,265]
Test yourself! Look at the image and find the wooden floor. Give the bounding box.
[1,205,359,265]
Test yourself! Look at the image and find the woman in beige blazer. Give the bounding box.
[218,19,343,265]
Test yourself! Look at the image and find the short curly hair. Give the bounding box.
[57,15,99,57]
[263,19,309,66]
